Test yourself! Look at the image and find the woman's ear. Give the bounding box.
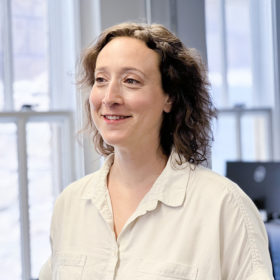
[163,96,172,113]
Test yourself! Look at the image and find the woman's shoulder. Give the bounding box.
[186,165,267,243]
[168,153,250,204]
[56,169,101,203]
[192,164,232,185]
[169,153,239,197]
[56,154,114,202]
[188,164,255,208]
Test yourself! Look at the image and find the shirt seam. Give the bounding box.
[224,182,262,271]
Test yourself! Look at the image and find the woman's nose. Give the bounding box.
[102,80,123,106]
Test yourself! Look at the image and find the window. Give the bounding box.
[205,0,276,174]
[0,123,21,279]
[11,0,49,111]
[0,0,77,279]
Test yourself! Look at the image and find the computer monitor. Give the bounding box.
[226,161,280,217]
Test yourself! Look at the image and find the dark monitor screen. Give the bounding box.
[226,161,280,216]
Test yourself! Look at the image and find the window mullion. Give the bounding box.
[145,0,152,24]
[271,0,280,160]
[17,117,31,280]
[218,0,229,107]
[169,0,178,34]
[1,0,14,111]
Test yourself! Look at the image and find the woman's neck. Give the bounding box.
[109,145,168,191]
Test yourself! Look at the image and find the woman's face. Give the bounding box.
[89,37,171,151]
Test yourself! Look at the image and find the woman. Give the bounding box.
[40,23,273,279]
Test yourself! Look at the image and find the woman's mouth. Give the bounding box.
[102,114,131,121]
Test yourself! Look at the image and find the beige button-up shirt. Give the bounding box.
[39,153,273,280]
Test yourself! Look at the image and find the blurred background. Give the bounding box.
[0,0,279,279]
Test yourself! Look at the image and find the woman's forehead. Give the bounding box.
[96,37,161,71]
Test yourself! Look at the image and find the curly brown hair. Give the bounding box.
[79,22,216,165]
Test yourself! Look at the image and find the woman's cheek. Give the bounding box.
[89,89,102,111]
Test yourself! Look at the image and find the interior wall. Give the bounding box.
[176,0,208,63]
[100,0,146,29]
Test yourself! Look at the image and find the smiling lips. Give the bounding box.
[102,114,131,121]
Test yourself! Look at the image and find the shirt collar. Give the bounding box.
[138,152,191,209]
[81,152,192,209]
[80,153,113,203]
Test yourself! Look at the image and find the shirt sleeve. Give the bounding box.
[39,193,62,280]
[220,183,274,280]
[39,257,52,280]
[246,268,274,280]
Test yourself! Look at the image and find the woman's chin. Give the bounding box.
[102,136,128,148]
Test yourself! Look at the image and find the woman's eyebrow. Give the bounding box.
[94,67,107,73]
[120,67,147,79]
[95,66,147,78]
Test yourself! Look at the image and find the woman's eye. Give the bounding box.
[95,77,106,83]
[125,78,140,85]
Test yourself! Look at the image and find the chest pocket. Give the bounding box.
[53,253,86,280]
[137,260,198,280]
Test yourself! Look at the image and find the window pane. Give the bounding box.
[212,115,238,175]
[249,0,274,107]
[241,114,271,161]
[205,0,224,108]
[11,0,49,111]
[0,123,21,280]
[226,0,252,107]
[27,122,57,278]
[206,0,275,175]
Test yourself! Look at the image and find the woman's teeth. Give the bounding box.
[105,115,128,120]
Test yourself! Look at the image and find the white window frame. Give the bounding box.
[0,0,80,279]
[210,0,280,166]
[1,0,14,110]
[0,111,74,280]
[217,108,274,160]
[271,0,280,160]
